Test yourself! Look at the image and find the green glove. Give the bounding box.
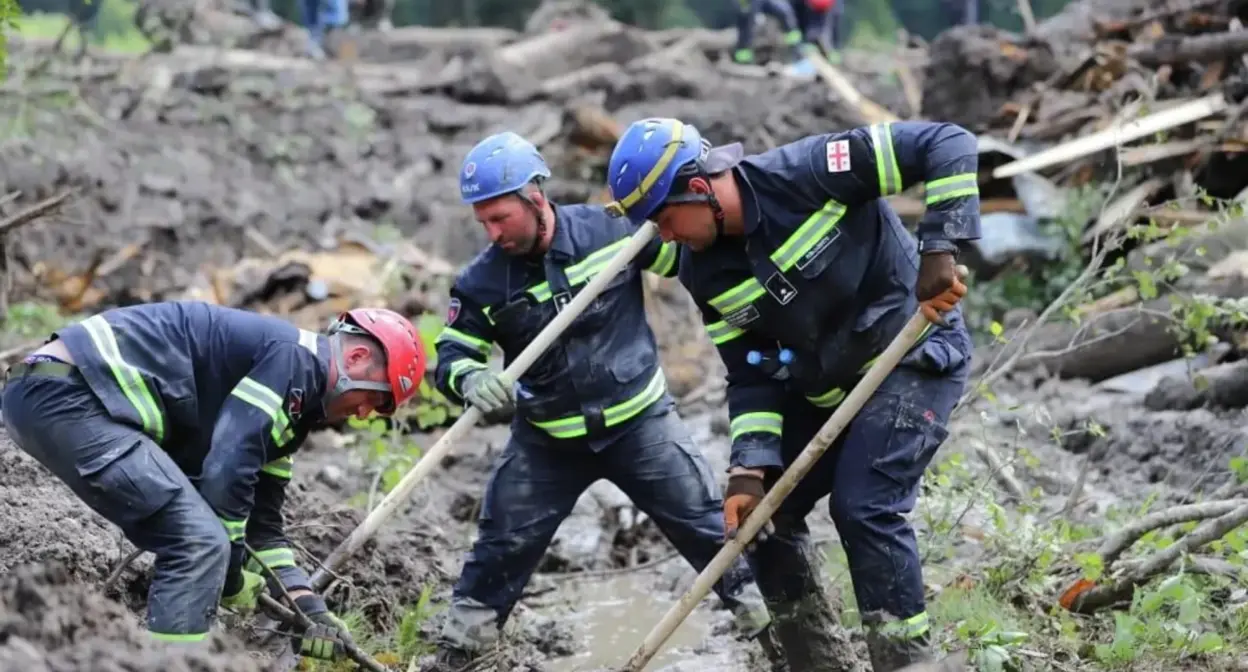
[293,595,354,661]
[462,370,514,416]
[298,622,346,660]
[220,569,264,614]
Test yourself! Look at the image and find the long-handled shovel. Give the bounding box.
[619,297,953,671]
[308,221,660,592]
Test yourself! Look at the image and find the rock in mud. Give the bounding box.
[0,562,262,672]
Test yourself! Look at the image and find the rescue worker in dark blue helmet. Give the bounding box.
[604,118,980,671]
[1,302,427,660]
[421,131,772,671]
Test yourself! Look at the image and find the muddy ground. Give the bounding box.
[3,337,1245,671]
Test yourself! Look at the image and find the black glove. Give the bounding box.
[292,594,354,661]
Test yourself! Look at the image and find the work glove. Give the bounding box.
[723,471,774,549]
[220,569,265,614]
[462,370,515,417]
[916,251,967,325]
[293,594,354,661]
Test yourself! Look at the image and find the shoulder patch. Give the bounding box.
[446,298,461,326]
[825,139,851,173]
[286,388,304,423]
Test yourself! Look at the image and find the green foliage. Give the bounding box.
[0,0,17,77]
[3,300,71,337]
[14,0,150,54]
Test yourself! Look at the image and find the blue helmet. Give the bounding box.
[605,118,711,225]
[460,131,552,205]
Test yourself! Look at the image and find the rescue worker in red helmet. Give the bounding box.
[1,301,426,662]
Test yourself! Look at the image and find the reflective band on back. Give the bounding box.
[229,377,294,448]
[924,173,978,205]
[869,123,902,196]
[81,315,166,443]
[529,369,667,438]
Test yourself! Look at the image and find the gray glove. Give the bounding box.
[462,370,515,416]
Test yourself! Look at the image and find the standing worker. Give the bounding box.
[793,0,845,57]
[604,118,980,671]
[421,131,772,671]
[2,302,427,661]
[302,0,350,59]
[732,0,804,65]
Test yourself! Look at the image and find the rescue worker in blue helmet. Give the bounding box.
[421,131,773,671]
[1,302,427,660]
[604,118,980,671]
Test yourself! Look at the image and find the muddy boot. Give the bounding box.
[419,645,476,672]
[754,625,790,672]
[865,628,935,672]
[767,595,856,672]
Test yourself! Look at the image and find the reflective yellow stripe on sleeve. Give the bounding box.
[436,327,492,356]
[246,546,297,571]
[261,455,293,480]
[646,242,678,277]
[924,173,979,205]
[730,412,783,441]
[869,123,902,196]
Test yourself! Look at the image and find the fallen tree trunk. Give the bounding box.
[1143,359,1248,410]
[978,274,1248,382]
[1129,29,1248,66]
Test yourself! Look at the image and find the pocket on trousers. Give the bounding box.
[81,443,183,528]
[869,401,949,489]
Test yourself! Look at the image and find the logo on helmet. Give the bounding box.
[399,376,413,393]
[464,162,477,178]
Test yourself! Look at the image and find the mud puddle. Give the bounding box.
[539,569,714,672]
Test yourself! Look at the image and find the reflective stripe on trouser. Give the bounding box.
[1,372,230,639]
[442,410,759,651]
[527,369,668,439]
[747,340,969,671]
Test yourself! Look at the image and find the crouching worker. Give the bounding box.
[2,302,426,659]
[421,132,771,670]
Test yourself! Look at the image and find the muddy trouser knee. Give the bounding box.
[826,340,969,671]
[440,432,592,653]
[603,410,769,637]
[1,367,231,641]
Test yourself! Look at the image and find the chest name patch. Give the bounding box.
[723,304,760,328]
[795,229,841,272]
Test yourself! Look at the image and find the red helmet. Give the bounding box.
[327,308,427,414]
[807,0,834,11]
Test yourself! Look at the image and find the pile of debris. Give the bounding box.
[0,0,918,334]
[925,0,1248,194]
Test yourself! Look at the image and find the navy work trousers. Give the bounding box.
[2,366,229,640]
[750,313,971,642]
[443,408,755,649]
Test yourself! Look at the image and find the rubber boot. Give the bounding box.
[766,594,856,672]
[866,629,935,672]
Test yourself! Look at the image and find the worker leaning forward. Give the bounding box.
[1,301,427,661]
[421,131,772,670]
[605,118,981,671]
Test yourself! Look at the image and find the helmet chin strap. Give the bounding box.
[518,190,548,257]
[324,332,391,413]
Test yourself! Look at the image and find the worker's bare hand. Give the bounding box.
[724,472,774,548]
[916,252,968,325]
